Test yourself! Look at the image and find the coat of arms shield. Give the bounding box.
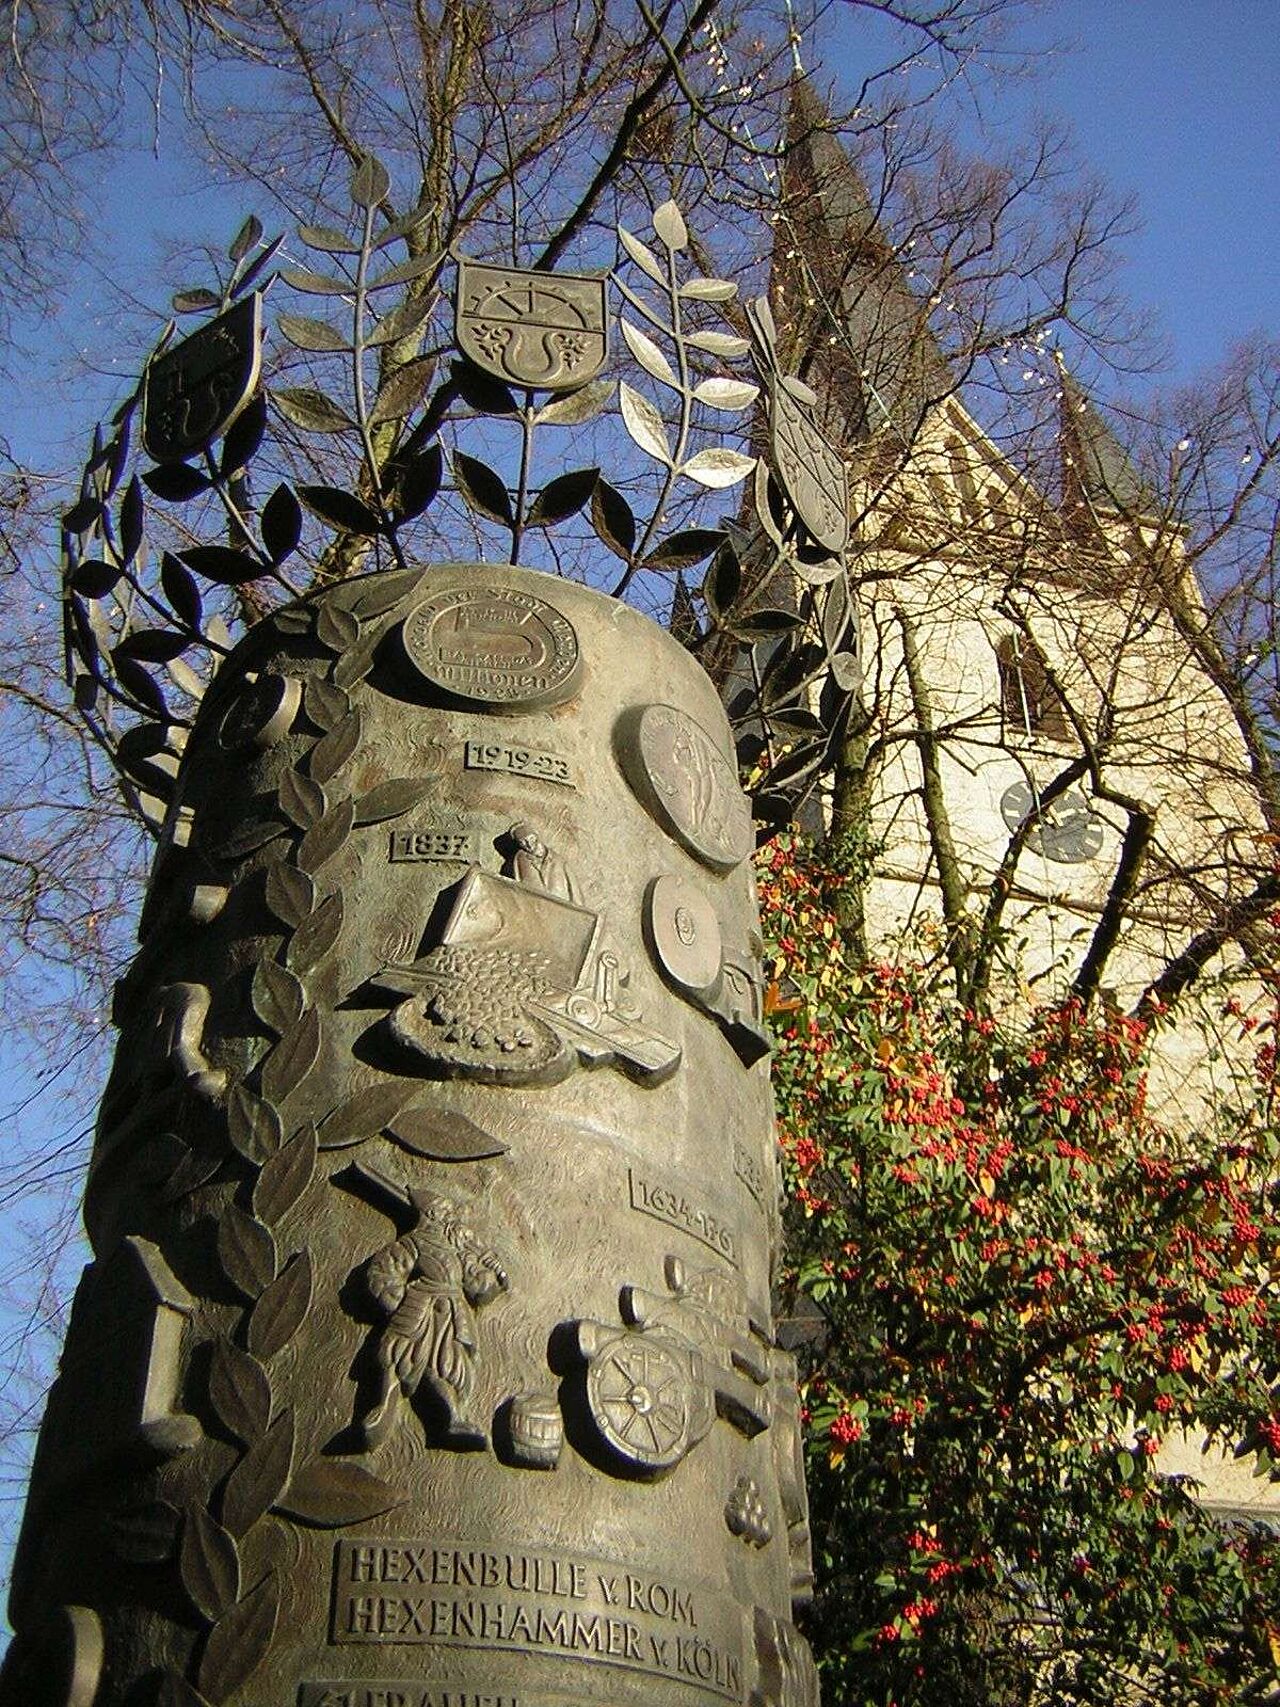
[142,293,263,464]
[769,385,849,556]
[455,259,608,392]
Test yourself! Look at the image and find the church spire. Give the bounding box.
[1056,357,1160,522]
[777,75,955,446]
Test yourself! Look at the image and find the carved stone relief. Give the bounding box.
[646,876,771,1066]
[372,828,679,1086]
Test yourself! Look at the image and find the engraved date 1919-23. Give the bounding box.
[464,741,574,788]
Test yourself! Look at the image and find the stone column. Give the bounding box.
[2,563,817,1707]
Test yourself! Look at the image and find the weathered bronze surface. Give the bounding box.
[3,563,816,1707]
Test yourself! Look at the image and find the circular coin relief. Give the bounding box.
[218,672,301,752]
[628,704,754,872]
[647,875,723,995]
[402,582,581,708]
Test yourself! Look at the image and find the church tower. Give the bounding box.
[770,76,1278,1527]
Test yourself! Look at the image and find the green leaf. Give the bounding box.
[453,452,513,526]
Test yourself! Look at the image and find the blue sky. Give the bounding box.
[960,0,1277,386]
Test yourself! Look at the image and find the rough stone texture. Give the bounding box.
[1,564,817,1707]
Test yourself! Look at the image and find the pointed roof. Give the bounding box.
[779,76,955,443]
[1057,361,1161,519]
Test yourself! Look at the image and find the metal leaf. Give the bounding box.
[231,238,285,301]
[643,528,724,570]
[704,546,742,619]
[351,154,391,208]
[300,485,382,537]
[681,448,755,489]
[221,395,267,476]
[822,574,850,652]
[685,329,751,358]
[309,709,362,783]
[247,1256,313,1360]
[172,287,221,315]
[526,468,599,529]
[276,312,348,354]
[261,1007,321,1104]
[303,678,350,731]
[223,1410,296,1538]
[782,373,820,407]
[68,558,121,598]
[679,277,738,302]
[590,478,637,561]
[387,1108,510,1161]
[252,955,307,1032]
[182,1505,242,1622]
[532,380,612,426]
[114,654,170,720]
[830,649,862,692]
[316,1081,415,1150]
[453,357,518,416]
[693,377,759,411]
[652,200,688,251]
[369,355,437,425]
[279,265,352,297]
[366,293,437,347]
[287,892,344,973]
[158,555,204,633]
[619,382,672,466]
[298,223,361,255]
[393,443,443,522]
[277,1458,406,1528]
[272,388,354,434]
[217,1205,278,1300]
[316,601,361,656]
[253,1126,317,1226]
[352,777,432,825]
[278,770,327,832]
[229,214,264,264]
[207,1340,272,1446]
[297,798,355,876]
[620,319,677,388]
[368,251,442,292]
[119,475,145,563]
[198,1571,279,1703]
[144,463,212,502]
[732,607,803,641]
[180,545,267,585]
[453,452,514,526]
[227,1084,284,1165]
[116,628,190,664]
[617,224,666,286]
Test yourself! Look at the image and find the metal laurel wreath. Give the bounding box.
[60,154,861,842]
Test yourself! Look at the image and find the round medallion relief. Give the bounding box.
[627,704,754,872]
[402,582,581,708]
[647,875,723,995]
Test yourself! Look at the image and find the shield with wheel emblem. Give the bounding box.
[455,258,608,393]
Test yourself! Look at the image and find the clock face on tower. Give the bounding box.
[1000,780,1105,864]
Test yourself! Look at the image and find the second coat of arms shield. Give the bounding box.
[455,259,608,393]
